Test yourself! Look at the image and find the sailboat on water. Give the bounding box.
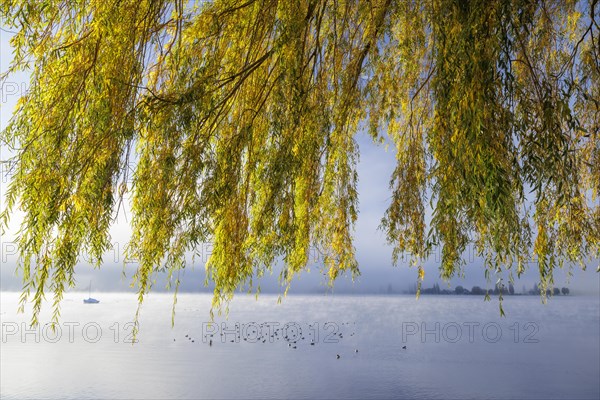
[83,280,100,304]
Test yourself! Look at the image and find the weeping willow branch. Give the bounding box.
[0,0,598,327]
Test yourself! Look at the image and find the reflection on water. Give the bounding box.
[1,293,599,399]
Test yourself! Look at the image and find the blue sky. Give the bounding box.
[1,25,598,296]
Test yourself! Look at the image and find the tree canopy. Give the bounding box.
[1,0,599,325]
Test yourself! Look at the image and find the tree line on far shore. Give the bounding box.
[403,283,570,296]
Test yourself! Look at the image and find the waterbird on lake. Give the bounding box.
[402,346,407,349]
[336,354,340,359]
[355,349,358,353]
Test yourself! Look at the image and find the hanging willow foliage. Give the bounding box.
[1,0,598,325]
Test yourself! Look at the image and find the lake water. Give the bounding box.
[1,292,598,399]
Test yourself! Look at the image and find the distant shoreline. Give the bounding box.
[0,290,585,297]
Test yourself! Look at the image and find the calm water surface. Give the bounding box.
[1,293,598,399]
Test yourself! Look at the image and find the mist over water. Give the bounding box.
[1,293,599,399]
